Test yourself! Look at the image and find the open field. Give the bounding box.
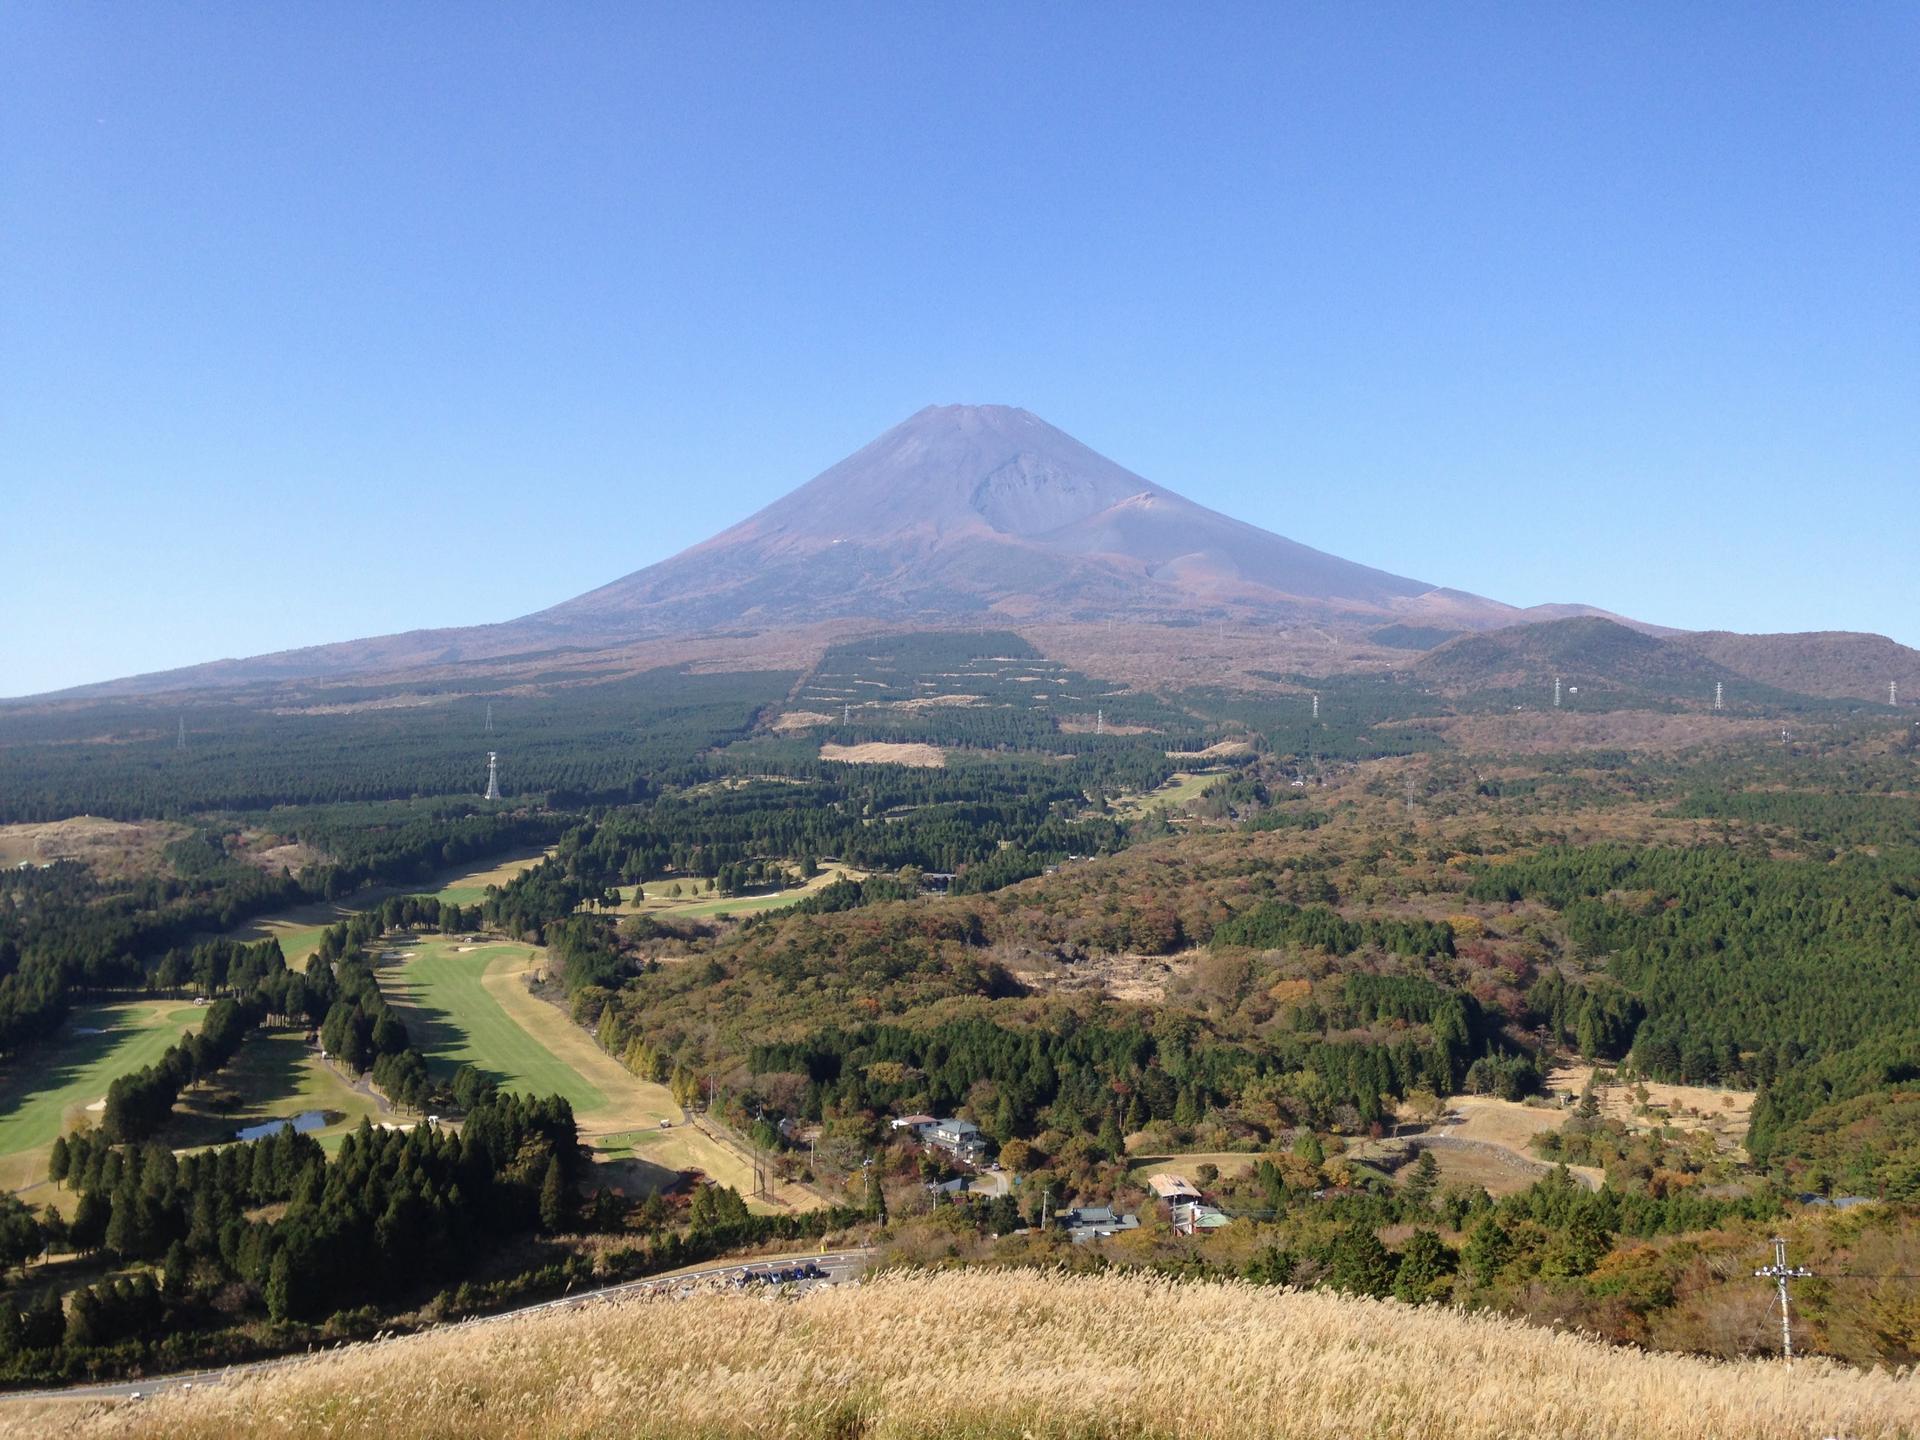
[0,1000,204,1193]
[1412,1094,1606,1191]
[1124,1151,1268,1183]
[29,1269,1917,1440]
[1112,768,1223,817]
[378,939,608,1116]
[0,817,184,881]
[423,848,552,905]
[818,741,946,767]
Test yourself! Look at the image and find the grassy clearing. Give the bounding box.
[1111,769,1223,817]
[0,817,184,881]
[818,741,946,767]
[1545,1063,1755,1155]
[35,1270,1917,1440]
[422,848,552,906]
[0,1000,204,1193]
[1124,1150,1269,1184]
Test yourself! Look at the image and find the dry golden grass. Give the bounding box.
[0,817,184,881]
[770,709,836,732]
[1546,1064,1755,1155]
[819,741,946,768]
[34,1270,1918,1440]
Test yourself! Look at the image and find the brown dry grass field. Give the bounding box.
[1546,1064,1755,1155]
[818,741,946,767]
[24,1270,1917,1440]
[0,817,184,881]
[770,708,836,731]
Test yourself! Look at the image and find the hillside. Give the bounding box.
[25,1271,1916,1440]
[1414,615,1794,707]
[1671,630,1920,703]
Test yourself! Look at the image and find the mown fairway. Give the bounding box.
[229,851,552,970]
[377,939,608,1116]
[423,848,552,906]
[1112,768,1223,817]
[607,862,862,922]
[0,999,204,1191]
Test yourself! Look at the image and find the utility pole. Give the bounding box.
[1755,1236,1812,1362]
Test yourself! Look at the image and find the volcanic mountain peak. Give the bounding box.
[710,403,1168,546]
[547,403,1472,632]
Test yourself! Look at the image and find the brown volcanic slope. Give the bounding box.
[543,403,1521,632]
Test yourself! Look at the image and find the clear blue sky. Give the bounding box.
[3,5,1915,696]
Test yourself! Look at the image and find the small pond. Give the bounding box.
[234,1110,331,1142]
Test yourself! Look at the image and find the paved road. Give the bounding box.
[4,1248,873,1406]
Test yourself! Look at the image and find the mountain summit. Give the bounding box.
[545,404,1498,633]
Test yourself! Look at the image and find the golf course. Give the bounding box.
[376,934,818,1209]
[0,847,820,1212]
[0,998,204,1194]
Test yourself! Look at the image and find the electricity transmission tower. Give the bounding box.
[1311,693,1319,720]
[485,702,493,733]
[176,716,186,750]
[1554,675,1562,708]
[1714,682,1723,711]
[1755,1236,1812,1362]
[484,751,500,801]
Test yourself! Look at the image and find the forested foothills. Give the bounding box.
[1468,844,1920,1103]
[0,668,794,821]
[3,631,1919,1380]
